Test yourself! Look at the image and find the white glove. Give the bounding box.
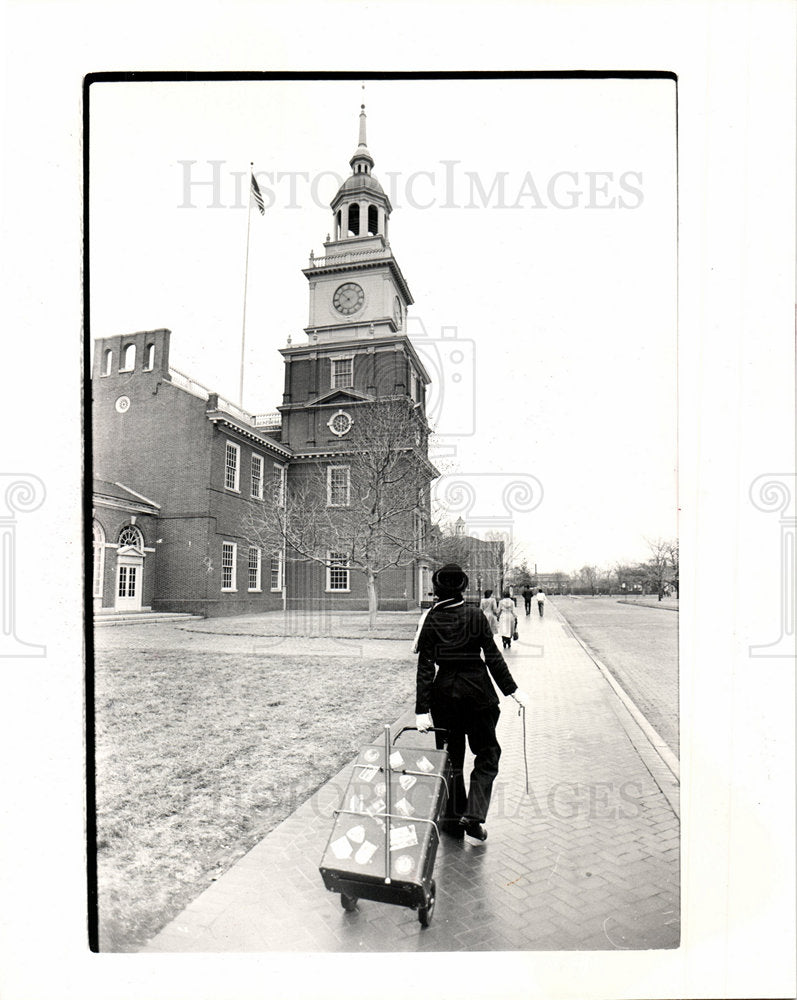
[415,713,433,733]
[511,688,530,709]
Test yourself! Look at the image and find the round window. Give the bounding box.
[328,410,353,437]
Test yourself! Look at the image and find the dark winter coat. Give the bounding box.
[415,597,518,714]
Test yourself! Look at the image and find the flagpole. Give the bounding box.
[239,161,254,408]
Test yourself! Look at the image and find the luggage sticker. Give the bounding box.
[347,824,365,844]
[358,766,378,783]
[349,793,364,812]
[389,750,404,769]
[394,854,414,876]
[330,836,353,860]
[389,824,418,851]
[415,756,434,773]
[374,782,386,798]
[363,748,380,764]
[394,797,414,817]
[355,841,378,865]
[365,797,386,817]
[398,774,416,792]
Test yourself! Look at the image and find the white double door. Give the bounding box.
[115,553,143,612]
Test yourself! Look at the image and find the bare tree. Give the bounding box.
[578,564,599,596]
[665,539,679,597]
[644,537,670,601]
[244,397,434,627]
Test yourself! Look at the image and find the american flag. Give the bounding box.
[251,172,265,215]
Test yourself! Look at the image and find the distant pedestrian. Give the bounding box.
[415,564,529,841]
[480,589,499,635]
[522,585,533,615]
[497,590,517,649]
[536,588,546,618]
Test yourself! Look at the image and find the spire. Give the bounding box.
[350,103,374,173]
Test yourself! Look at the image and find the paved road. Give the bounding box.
[143,602,679,953]
[551,597,679,756]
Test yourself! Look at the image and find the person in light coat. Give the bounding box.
[479,589,499,635]
[497,590,517,650]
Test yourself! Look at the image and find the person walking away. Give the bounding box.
[415,564,529,841]
[479,589,499,636]
[536,587,546,618]
[497,590,517,650]
[522,585,533,616]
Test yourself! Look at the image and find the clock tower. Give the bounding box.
[278,105,432,452]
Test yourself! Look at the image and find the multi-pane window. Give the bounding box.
[225,442,240,491]
[273,463,286,507]
[251,454,263,499]
[327,551,349,592]
[221,541,237,591]
[118,565,137,598]
[118,525,144,550]
[248,546,261,591]
[331,357,353,389]
[93,523,104,598]
[327,465,350,507]
[270,552,283,592]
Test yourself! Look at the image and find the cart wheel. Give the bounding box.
[418,879,436,927]
[340,893,358,912]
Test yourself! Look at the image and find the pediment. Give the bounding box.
[307,388,374,407]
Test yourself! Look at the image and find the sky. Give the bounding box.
[89,76,677,574]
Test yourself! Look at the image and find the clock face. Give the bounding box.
[393,296,402,328]
[333,282,364,315]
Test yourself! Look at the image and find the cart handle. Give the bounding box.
[392,726,449,745]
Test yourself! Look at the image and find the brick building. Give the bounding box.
[91,107,437,616]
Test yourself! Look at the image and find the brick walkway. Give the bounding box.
[142,602,679,952]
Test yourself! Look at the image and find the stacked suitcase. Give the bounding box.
[319,725,451,926]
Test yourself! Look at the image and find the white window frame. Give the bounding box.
[251,453,264,499]
[270,551,283,592]
[92,521,105,598]
[119,343,136,372]
[247,546,262,592]
[330,355,354,389]
[326,551,350,593]
[225,441,240,492]
[221,541,237,592]
[273,462,286,507]
[327,465,350,507]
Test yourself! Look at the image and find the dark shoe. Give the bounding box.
[459,818,488,841]
[440,819,465,839]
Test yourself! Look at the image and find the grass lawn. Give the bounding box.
[94,644,415,951]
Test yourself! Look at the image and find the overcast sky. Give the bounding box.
[89,77,677,574]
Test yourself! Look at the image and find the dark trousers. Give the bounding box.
[537,601,544,617]
[431,700,501,824]
[524,598,531,614]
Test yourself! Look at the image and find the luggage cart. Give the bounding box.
[319,724,451,927]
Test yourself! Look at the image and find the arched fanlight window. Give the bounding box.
[367,204,378,235]
[93,521,105,598]
[347,203,360,237]
[120,344,136,372]
[118,525,144,551]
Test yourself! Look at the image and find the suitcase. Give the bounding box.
[319,725,451,927]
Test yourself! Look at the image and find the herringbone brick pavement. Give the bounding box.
[143,602,679,952]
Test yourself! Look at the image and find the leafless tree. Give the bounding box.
[244,397,434,627]
[578,564,599,596]
[644,536,670,601]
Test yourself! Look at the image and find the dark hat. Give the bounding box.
[432,563,469,596]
